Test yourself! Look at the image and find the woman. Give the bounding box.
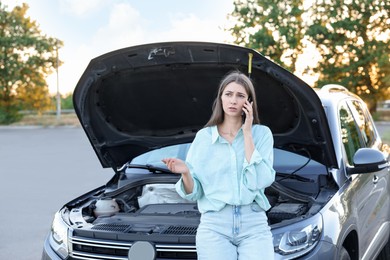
[163,71,275,260]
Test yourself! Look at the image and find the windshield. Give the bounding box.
[126,144,191,174]
[127,143,327,176]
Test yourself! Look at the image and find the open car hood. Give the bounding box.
[73,42,337,170]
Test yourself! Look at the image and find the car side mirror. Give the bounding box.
[347,148,389,175]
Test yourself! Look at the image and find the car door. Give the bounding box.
[348,100,390,256]
[342,100,390,258]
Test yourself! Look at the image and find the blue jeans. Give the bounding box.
[196,202,274,260]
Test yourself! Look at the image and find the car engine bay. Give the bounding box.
[66,175,335,235]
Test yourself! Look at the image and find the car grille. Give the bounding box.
[69,235,197,260]
[90,224,198,236]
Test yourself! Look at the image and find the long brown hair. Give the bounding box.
[205,71,260,127]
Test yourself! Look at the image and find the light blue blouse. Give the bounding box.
[175,124,275,214]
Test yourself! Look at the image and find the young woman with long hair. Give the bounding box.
[163,70,275,260]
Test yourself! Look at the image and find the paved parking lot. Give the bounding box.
[0,127,113,260]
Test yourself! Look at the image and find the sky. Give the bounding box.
[3,0,236,94]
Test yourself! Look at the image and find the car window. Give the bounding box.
[130,143,327,176]
[348,100,376,147]
[339,103,362,164]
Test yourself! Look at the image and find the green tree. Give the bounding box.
[228,0,390,111]
[229,0,307,72]
[0,3,63,124]
[307,0,390,111]
[51,93,74,110]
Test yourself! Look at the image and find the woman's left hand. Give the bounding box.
[242,100,253,131]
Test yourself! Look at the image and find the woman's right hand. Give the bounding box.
[163,158,194,194]
[162,158,190,175]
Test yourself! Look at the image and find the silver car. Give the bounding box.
[42,42,390,260]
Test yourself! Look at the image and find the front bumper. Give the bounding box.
[41,233,338,260]
[293,240,337,260]
[41,234,63,260]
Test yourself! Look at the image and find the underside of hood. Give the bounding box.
[73,42,337,170]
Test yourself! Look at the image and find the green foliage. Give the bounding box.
[228,0,390,110]
[0,3,63,124]
[306,0,390,111]
[49,93,73,113]
[61,93,74,110]
[229,0,307,72]
[0,103,22,124]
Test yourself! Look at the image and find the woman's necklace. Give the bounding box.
[218,126,241,142]
[220,130,237,138]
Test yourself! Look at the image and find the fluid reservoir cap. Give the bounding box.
[93,198,120,217]
[128,241,156,260]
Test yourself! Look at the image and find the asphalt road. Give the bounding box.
[0,127,114,260]
[0,123,388,260]
[376,121,390,142]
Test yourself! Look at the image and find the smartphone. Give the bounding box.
[242,97,252,123]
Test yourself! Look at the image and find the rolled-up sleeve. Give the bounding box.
[175,174,203,201]
[241,126,275,191]
[175,132,205,201]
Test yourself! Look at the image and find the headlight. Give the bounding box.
[48,212,69,259]
[273,214,323,259]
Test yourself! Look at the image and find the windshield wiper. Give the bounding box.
[276,172,314,183]
[118,163,172,174]
[145,164,172,174]
[276,147,314,183]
